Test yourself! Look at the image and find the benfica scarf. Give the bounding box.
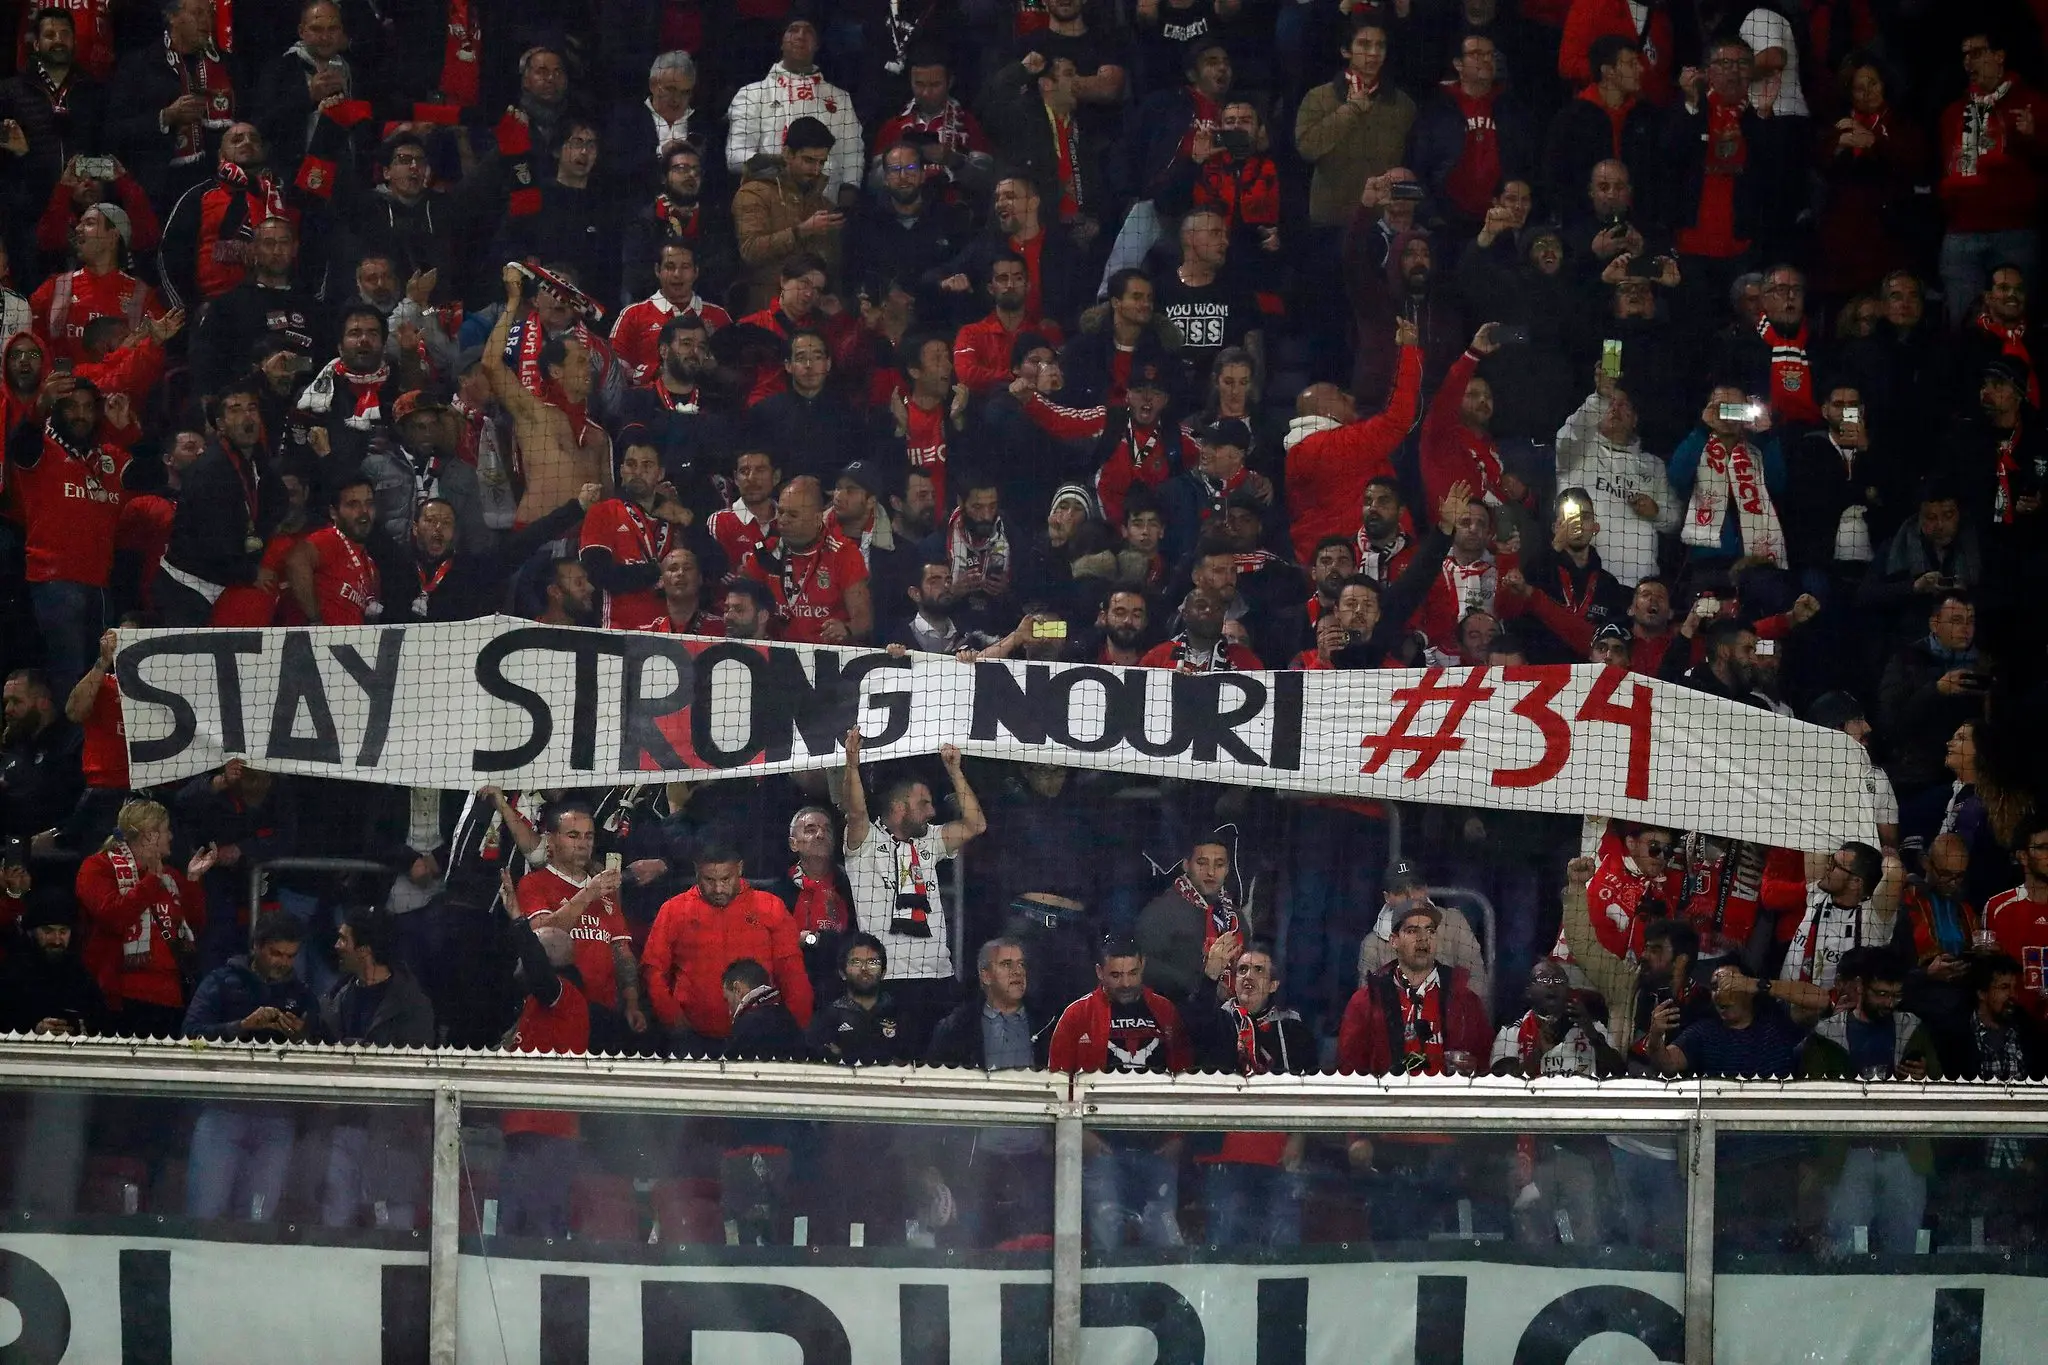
[731,983,785,1026]
[1356,529,1409,582]
[1758,316,1817,422]
[894,96,972,153]
[438,0,481,107]
[1843,106,1887,158]
[296,358,390,429]
[1049,109,1082,219]
[944,506,1010,582]
[1682,436,1785,563]
[1163,632,1233,673]
[888,836,933,937]
[1343,71,1380,99]
[164,32,234,166]
[217,159,293,229]
[1396,970,1447,1073]
[654,194,702,240]
[1977,313,2039,405]
[1176,872,1242,957]
[1192,466,1248,522]
[1443,554,1498,616]
[1956,81,2012,178]
[1993,423,2025,525]
[1703,92,1747,177]
[107,841,188,970]
[788,863,849,934]
[505,310,599,400]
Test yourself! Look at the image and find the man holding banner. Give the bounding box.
[841,729,987,1045]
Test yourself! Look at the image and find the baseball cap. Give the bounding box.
[836,460,888,500]
[1197,417,1252,450]
[86,202,131,246]
[1592,621,1631,645]
[391,389,451,423]
[1386,858,1427,892]
[1983,354,2032,389]
[1805,690,1865,731]
[1126,360,1171,394]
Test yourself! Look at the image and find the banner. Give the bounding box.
[0,1231,2033,1364]
[114,620,1877,851]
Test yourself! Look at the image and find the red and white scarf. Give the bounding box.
[438,0,481,107]
[164,31,234,166]
[1395,970,1447,1073]
[654,194,701,240]
[1994,423,2024,525]
[944,506,1010,582]
[296,358,390,429]
[107,841,187,969]
[1956,81,2011,178]
[1682,436,1784,563]
[1758,316,1817,422]
[1355,529,1409,582]
[1176,872,1241,956]
[217,159,291,224]
[788,862,849,935]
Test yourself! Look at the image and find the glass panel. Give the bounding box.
[0,1084,431,1362]
[1716,1130,2048,1360]
[457,1107,1053,1358]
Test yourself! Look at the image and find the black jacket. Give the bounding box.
[493,181,618,311]
[725,991,807,1062]
[1181,982,1316,1075]
[317,965,437,1046]
[0,717,83,844]
[160,440,288,590]
[928,228,1090,333]
[805,991,916,1065]
[1543,95,1665,226]
[744,387,861,484]
[0,942,106,1034]
[189,282,329,399]
[925,997,1052,1069]
[105,39,223,206]
[182,954,319,1039]
[0,65,106,228]
[370,497,586,622]
[1783,429,1892,572]
[1661,98,1790,255]
[1932,1007,2048,1081]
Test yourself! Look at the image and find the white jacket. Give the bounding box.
[1554,391,1679,589]
[724,63,865,201]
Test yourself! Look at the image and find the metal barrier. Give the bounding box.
[5,1040,2048,1365]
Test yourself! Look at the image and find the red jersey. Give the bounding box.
[29,267,162,364]
[115,490,175,605]
[1579,827,1680,960]
[81,674,127,789]
[579,497,674,630]
[503,977,590,1139]
[518,865,630,1010]
[75,844,200,1010]
[304,524,380,625]
[1987,886,2048,1019]
[901,398,952,508]
[742,532,868,644]
[953,310,1064,394]
[1139,636,1265,672]
[646,605,724,636]
[608,293,730,383]
[707,499,777,573]
[10,424,130,585]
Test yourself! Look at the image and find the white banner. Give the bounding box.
[0,1232,2032,1364]
[113,620,1877,851]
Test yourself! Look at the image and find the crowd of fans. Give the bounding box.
[0,0,2047,1256]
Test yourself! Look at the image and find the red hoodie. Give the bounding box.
[1284,345,1422,563]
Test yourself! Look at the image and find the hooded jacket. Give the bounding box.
[1336,961,1492,1074]
[642,883,814,1038]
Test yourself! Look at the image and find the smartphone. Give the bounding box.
[1390,181,1426,202]
[604,851,622,876]
[1600,338,1623,379]
[76,155,117,181]
[1842,404,1861,423]
[1493,323,1531,346]
[1694,597,1721,618]
[1031,619,1068,640]
[1715,401,1759,422]
[1216,128,1252,156]
[1754,638,1776,658]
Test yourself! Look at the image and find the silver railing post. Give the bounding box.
[428,1086,463,1365]
[1052,1102,1085,1365]
[1683,1113,1717,1365]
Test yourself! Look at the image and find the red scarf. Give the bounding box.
[654,194,702,240]
[1344,70,1380,99]
[1977,313,2039,405]
[788,863,849,934]
[301,357,389,427]
[1845,106,1887,158]
[1994,422,2024,525]
[1177,872,1241,957]
[217,159,292,224]
[1395,971,1447,1073]
[1226,997,1266,1073]
[438,0,481,107]
[1050,110,1082,220]
[1703,92,1748,177]
[164,32,233,166]
[1758,316,1817,422]
[620,499,673,565]
[1180,88,1223,159]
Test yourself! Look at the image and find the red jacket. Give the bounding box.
[1420,349,1516,511]
[953,310,1063,393]
[75,847,201,1010]
[1283,345,1421,563]
[1936,79,2045,233]
[1049,985,1192,1073]
[642,884,814,1038]
[1336,964,1491,1074]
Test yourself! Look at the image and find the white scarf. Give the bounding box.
[1958,81,2011,178]
[1682,436,1784,562]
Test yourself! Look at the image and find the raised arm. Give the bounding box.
[938,745,986,853]
[66,630,117,724]
[482,265,547,423]
[841,727,871,850]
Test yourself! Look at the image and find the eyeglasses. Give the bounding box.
[846,956,885,969]
[1642,841,1673,857]
[886,162,927,175]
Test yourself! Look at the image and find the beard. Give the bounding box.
[3,712,44,746]
[1362,512,1398,541]
[1107,624,1143,649]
